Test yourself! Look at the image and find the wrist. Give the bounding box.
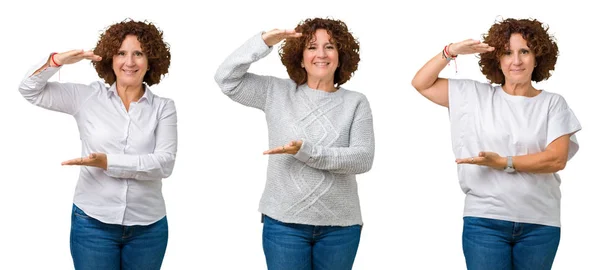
[503,156,516,173]
[500,156,508,168]
[442,44,457,61]
[447,43,457,57]
[49,52,62,67]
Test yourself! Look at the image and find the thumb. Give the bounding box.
[479,152,487,157]
[89,153,97,159]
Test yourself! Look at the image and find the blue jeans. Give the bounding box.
[462,216,560,270]
[262,215,362,270]
[70,204,168,270]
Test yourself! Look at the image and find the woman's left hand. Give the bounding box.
[456,151,506,170]
[62,153,108,170]
[263,140,303,155]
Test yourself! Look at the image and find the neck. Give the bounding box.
[116,83,145,103]
[307,77,337,92]
[502,81,539,97]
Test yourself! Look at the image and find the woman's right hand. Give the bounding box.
[261,29,302,47]
[50,50,102,67]
[447,39,495,56]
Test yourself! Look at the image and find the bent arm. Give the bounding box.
[104,100,178,180]
[411,51,451,107]
[512,134,572,173]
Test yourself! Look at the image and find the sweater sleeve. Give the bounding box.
[293,96,375,175]
[214,32,277,111]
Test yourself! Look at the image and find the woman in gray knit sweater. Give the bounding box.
[214,18,374,270]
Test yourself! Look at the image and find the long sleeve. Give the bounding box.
[104,99,178,180]
[214,32,276,111]
[19,63,94,115]
[293,97,375,175]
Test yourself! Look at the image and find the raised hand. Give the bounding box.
[62,153,107,170]
[447,39,495,56]
[261,29,302,47]
[455,151,506,170]
[50,49,102,67]
[263,140,303,155]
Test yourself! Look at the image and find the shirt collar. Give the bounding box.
[107,83,154,105]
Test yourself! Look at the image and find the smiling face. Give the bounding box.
[112,35,148,88]
[499,33,536,84]
[302,29,339,84]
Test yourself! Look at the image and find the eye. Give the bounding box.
[117,51,125,56]
[520,49,530,54]
[503,51,512,56]
[326,45,335,50]
[307,46,316,50]
[134,51,144,56]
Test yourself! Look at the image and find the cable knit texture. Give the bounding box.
[215,33,375,226]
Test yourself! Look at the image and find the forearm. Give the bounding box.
[214,33,274,110]
[513,150,566,174]
[294,117,375,175]
[105,152,176,181]
[295,142,374,174]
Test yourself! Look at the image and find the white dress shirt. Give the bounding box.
[19,64,177,226]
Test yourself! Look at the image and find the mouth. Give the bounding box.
[510,68,526,72]
[313,62,330,67]
[122,69,139,75]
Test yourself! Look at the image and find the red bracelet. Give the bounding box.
[443,44,457,59]
[50,52,62,67]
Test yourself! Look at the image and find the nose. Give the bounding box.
[125,55,135,66]
[317,47,327,57]
[512,53,522,65]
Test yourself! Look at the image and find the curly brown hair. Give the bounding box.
[93,19,170,86]
[479,18,558,84]
[279,18,360,86]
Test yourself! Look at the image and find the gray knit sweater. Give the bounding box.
[214,33,375,226]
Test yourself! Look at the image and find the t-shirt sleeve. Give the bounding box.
[447,78,486,120]
[546,95,582,160]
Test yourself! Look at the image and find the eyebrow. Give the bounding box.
[307,41,335,46]
[117,49,144,53]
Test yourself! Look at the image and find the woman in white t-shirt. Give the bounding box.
[411,18,581,270]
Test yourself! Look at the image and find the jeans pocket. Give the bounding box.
[72,204,92,219]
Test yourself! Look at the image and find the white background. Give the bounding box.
[1,0,598,269]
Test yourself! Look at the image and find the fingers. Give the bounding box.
[280,29,302,38]
[81,51,102,61]
[472,43,495,53]
[452,39,495,55]
[61,156,87,166]
[65,49,85,57]
[455,156,485,164]
[263,146,285,155]
[263,29,302,46]
[461,39,481,46]
[271,29,301,37]
[263,140,301,155]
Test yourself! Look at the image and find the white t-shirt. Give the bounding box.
[448,79,581,227]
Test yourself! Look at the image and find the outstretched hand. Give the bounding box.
[263,140,303,155]
[62,153,107,170]
[447,39,495,56]
[456,151,506,170]
[261,29,302,47]
[51,49,102,66]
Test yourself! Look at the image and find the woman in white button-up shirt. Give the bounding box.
[18,19,177,270]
